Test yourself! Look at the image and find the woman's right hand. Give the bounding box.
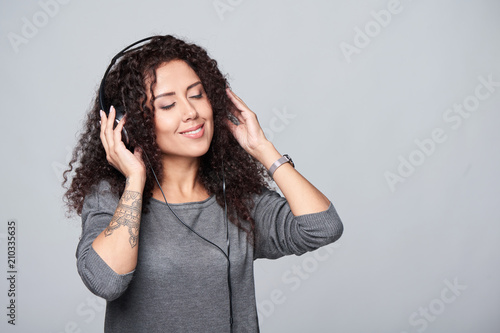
[93,106,146,275]
[100,106,146,182]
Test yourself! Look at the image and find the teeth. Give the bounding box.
[182,126,202,135]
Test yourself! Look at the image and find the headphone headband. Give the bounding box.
[98,36,156,114]
[98,36,157,147]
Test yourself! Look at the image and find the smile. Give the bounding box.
[180,124,205,138]
[182,126,202,135]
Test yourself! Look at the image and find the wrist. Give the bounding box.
[126,174,146,190]
[251,141,282,170]
[268,154,294,178]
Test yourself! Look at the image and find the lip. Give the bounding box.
[179,123,205,139]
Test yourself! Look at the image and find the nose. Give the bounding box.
[180,98,198,121]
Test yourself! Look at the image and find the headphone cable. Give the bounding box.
[141,148,234,331]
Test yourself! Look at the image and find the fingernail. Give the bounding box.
[99,120,101,125]
[100,110,104,117]
[110,105,115,113]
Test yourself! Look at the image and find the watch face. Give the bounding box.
[284,154,294,168]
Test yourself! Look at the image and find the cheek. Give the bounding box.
[206,109,214,136]
[203,101,213,118]
[154,112,179,133]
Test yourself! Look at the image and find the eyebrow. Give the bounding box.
[155,81,202,99]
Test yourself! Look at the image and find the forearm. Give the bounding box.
[253,141,331,216]
[224,88,331,215]
[92,175,145,274]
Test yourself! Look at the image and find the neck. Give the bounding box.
[153,155,209,203]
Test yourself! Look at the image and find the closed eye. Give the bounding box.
[161,102,175,110]
[159,92,203,110]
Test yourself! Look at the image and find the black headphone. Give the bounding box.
[98,36,156,147]
[97,36,234,331]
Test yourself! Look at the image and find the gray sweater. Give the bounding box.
[76,181,343,332]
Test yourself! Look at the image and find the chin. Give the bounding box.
[178,143,212,159]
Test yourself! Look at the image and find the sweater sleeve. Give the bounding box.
[75,181,135,301]
[253,188,343,260]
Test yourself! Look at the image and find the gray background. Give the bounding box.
[1,0,499,332]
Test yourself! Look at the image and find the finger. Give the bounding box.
[226,88,250,111]
[113,113,126,150]
[228,106,246,124]
[226,88,247,106]
[99,109,109,152]
[225,118,239,135]
[226,89,255,123]
[105,106,116,149]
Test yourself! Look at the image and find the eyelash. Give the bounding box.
[161,104,175,110]
[160,93,203,110]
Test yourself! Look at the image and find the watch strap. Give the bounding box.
[268,154,294,178]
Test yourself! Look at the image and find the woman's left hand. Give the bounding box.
[225,88,270,157]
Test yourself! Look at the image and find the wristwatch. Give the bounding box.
[268,154,294,178]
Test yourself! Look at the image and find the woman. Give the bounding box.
[64,35,343,333]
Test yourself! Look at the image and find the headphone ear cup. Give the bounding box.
[121,126,131,149]
[113,105,131,148]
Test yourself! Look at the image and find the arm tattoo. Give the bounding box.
[104,189,143,248]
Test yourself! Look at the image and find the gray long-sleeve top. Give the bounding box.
[76,181,343,332]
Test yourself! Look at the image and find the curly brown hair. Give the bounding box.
[63,35,270,243]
